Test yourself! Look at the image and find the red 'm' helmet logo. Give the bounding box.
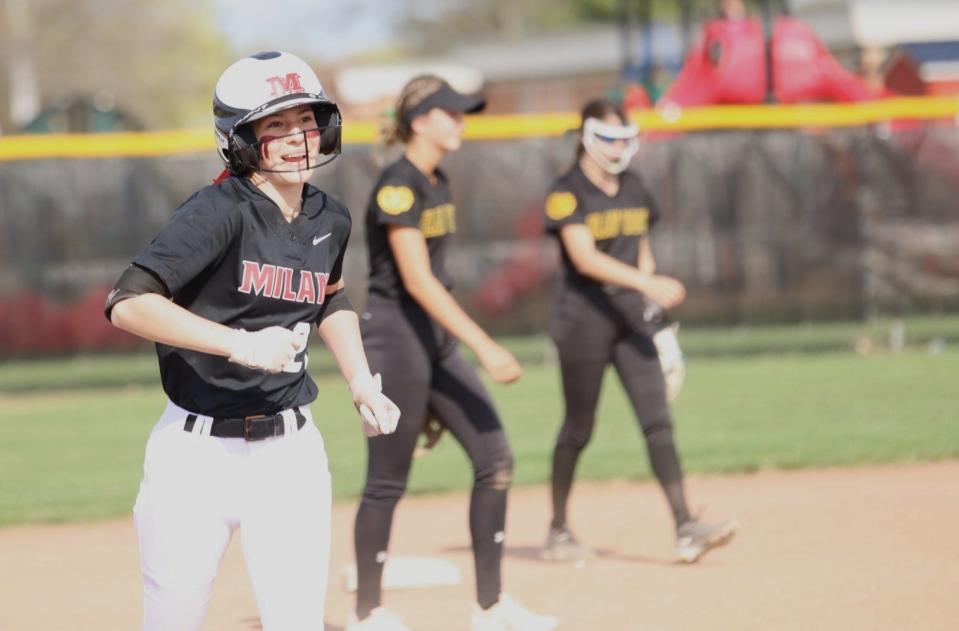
[266,73,304,96]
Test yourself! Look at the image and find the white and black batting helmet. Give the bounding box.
[213,51,342,175]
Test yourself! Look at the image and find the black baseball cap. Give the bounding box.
[403,80,486,123]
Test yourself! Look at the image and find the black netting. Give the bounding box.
[1,122,958,355]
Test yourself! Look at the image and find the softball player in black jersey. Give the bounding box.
[541,98,736,565]
[104,51,399,631]
[347,75,557,631]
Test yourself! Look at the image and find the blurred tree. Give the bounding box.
[1,0,40,131]
[0,0,230,132]
[395,0,693,53]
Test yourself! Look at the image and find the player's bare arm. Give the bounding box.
[638,235,656,276]
[559,224,685,308]
[317,283,400,436]
[388,224,521,384]
[110,292,299,372]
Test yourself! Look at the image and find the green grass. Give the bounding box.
[2,348,957,527]
[3,314,958,394]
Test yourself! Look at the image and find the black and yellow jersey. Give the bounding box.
[365,156,457,298]
[543,164,660,292]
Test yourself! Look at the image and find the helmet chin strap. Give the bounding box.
[582,117,639,175]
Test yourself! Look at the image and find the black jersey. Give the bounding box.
[131,176,351,417]
[543,165,660,293]
[366,157,456,298]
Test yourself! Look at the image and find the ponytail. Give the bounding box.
[380,75,447,147]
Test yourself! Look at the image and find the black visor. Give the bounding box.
[404,81,486,123]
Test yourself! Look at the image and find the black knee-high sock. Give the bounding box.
[550,443,583,530]
[470,485,507,609]
[646,436,691,527]
[354,501,397,619]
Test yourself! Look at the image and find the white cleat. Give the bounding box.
[541,526,592,563]
[676,519,737,564]
[471,594,559,631]
[346,606,413,631]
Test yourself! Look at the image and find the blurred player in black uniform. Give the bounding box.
[349,75,558,631]
[105,51,399,631]
[541,98,736,564]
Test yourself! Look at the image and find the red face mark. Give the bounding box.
[257,129,319,167]
[258,135,279,160]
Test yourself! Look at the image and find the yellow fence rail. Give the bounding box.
[1,96,957,161]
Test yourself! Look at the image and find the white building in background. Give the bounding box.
[849,0,959,47]
[335,63,485,120]
[332,1,959,117]
[848,0,959,95]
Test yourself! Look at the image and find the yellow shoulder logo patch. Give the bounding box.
[545,191,577,221]
[377,186,415,215]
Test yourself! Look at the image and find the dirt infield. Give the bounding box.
[2,461,957,631]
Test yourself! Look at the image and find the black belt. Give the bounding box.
[184,407,307,441]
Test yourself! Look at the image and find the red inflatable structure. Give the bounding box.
[659,15,877,108]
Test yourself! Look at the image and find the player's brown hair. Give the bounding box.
[575,98,630,160]
[383,75,447,147]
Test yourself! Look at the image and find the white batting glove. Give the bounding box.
[228,327,299,374]
[349,372,401,437]
[652,323,686,402]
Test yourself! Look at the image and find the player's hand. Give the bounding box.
[477,342,522,384]
[228,327,299,373]
[635,275,686,310]
[350,373,401,437]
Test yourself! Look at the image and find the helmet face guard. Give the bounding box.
[231,126,340,173]
[582,117,639,174]
[227,101,342,174]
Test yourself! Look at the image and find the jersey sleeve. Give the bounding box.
[368,178,422,229]
[648,196,661,229]
[329,213,351,285]
[636,175,662,228]
[132,191,241,295]
[542,183,584,233]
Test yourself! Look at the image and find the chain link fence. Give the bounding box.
[1,120,958,356]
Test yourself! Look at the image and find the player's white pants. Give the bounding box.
[134,400,332,631]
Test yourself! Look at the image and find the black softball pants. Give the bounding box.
[548,288,691,531]
[354,293,513,618]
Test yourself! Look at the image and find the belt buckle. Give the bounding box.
[243,414,268,441]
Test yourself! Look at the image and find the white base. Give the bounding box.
[342,556,462,592]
